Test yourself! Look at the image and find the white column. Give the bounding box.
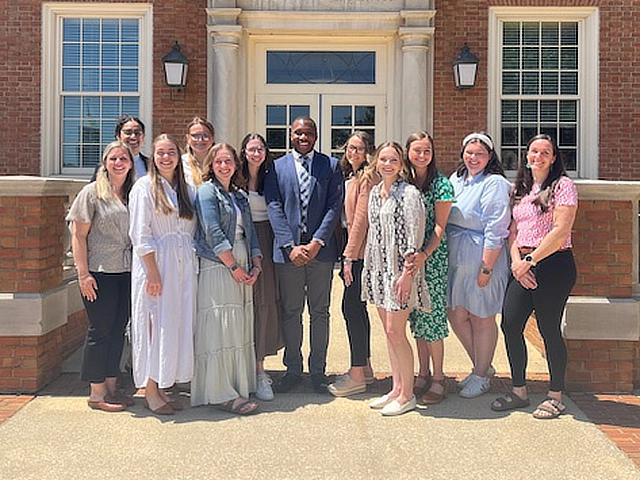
[208,25,242,146]
[399,28,432,141]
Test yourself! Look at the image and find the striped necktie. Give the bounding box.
[299,155,311,233]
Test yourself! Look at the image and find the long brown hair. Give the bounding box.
[406,131,438,193]
[148,134,194,219]
[239,133,271,195]
[512,134,567,212]
[339,131,374,179]
[202,143,245,191]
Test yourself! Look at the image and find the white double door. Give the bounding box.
[256,93,386,158]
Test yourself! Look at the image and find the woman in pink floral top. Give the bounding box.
[491,134,578,419]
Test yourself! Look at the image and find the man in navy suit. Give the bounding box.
[265,116,343,393]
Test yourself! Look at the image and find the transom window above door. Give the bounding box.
[266,51,375,85]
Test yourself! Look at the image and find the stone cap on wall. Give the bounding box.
[0,176,86,198]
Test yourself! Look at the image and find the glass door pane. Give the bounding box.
[256,94,317,157]
[321,94,385,158]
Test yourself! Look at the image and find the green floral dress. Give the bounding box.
[409,172,455,342]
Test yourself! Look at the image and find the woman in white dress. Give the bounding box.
[129,134,197,415]
[192,143,263,415]
[363,141,429,416]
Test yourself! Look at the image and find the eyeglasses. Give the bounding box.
[246,147,265,154]
[347,145,366,153]
[122,129,143,137]
[190,133,212,141]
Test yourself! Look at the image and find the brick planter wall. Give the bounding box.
[0,178,86,394]
[0,312,87,393]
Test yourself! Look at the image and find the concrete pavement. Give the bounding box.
[0,272,638,479]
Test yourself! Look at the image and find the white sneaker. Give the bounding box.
[256,372,274,401]
[459,374,491,399]
[458,365,495,389]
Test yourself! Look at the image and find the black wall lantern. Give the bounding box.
[453,44,480,89]
[163,41,189,90]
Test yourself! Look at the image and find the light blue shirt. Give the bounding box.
[447,172,512,250]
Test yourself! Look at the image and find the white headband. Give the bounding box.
[462,133,493,151]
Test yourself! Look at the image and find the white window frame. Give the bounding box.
[41,3,153,177]
[488,7,599,179]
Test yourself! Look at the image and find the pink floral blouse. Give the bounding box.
[513,176,578,249]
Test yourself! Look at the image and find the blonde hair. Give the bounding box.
[149,134,194,219]
[184,117,215,186]
[95,141,135,201]
[372,141,410,181]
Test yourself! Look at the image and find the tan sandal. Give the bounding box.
[533,397,565,419]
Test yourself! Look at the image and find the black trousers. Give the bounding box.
[80,272,131,383]
[340,260,371,367]
[501,249,576,391]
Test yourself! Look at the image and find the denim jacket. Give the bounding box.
[194,179,262,264]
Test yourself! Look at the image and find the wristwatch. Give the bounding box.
[229,262,240,272]
[524,254,537,267]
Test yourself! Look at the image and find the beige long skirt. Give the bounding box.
[191,238,257,406]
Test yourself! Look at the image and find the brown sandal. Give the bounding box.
[217,398,259,416]
[413,373,432,398]
[420,378,446,405]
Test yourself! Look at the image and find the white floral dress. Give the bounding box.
[362,179,430,312]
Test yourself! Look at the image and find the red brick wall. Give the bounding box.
[566,340,635,393]
[571,199,634,297]
[0,0,208,175]
[0,311,87,394]
[434,0,640,180]
[0,196,64,293]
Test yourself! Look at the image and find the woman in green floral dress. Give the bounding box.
[405,132,455,405]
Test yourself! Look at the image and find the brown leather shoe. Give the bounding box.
[420,378,446,405]
[87,400,126,413]
[167,399,184,411]
[105,392,135,407]
[143,398,174,415]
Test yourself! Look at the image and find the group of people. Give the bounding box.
[67,113,578,420]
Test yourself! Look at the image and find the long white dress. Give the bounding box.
[129,175,197,389]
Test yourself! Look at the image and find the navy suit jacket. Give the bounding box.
[265,151,344,264]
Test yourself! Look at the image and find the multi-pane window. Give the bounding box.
[265,104,312,157]
[61,18,141,169]
[329,105,375,158]
[500,21,578,171]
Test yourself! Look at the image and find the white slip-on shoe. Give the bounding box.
[369,393,394,410]
[381,396,417,416]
